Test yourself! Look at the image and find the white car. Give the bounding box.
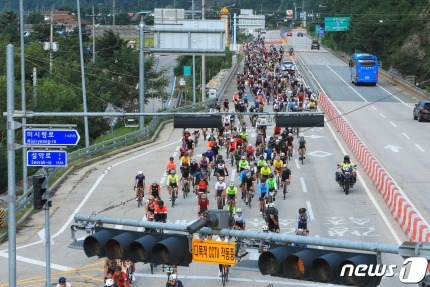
[281,60,295,71]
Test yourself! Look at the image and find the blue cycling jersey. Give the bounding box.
[258,183,268,197]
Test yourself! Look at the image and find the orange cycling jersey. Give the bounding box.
[166,161,176,170]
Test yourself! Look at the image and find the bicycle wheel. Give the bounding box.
[150,263,154,274]
[126,267,132,283]
[283,184,287,200]
[183,184,187,199]
[301,153,304,165]
[248,191,252,209]
[172,191,175,207]
[230,154,234,166]
[222,266,227,286]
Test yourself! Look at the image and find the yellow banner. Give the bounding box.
[192,239,236,265]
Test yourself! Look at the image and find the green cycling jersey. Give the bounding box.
[267,178,276,189]
[238,160,249,169]
[257,159,266,167]
[226,187,238,195]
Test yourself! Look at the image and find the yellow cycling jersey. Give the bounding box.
[261,167,271,176]
[273,160,283,168]
[168,174,179,183]
[180,156,191,164]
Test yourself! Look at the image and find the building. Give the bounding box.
[41,10,89,33]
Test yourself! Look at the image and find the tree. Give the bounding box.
[26,12,44,24]
[0,11,19,43]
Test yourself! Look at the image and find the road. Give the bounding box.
[0,30,421,287]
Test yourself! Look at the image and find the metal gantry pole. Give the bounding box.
[6,44,17,287]
[19,0,28,213]
[139,16,145,129]
[77,0,90,147]
[43,168,51,287]
[192,0,196,107]
[201,0,206,103]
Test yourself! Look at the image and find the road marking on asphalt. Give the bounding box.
[325,66,368,102]
[402,132,410,139]
[314,235,323,249]
[415,144,425,152]
[300,177,307,193]
[379,113,386,118]
[306,201,314,220]
[176,145,180,151]
[231,169,236,181]
[371,106,377,110]
[0,251,73,271]
[6,139,182,253]
[389,121,397,127]
[173,151,177,158]
[294,158,300,169]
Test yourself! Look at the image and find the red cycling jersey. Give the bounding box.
[112,271,130,287]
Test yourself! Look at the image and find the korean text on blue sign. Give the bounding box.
[24,129,80,145]
[27,150,68,167]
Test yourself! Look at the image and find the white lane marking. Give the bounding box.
[294,158,300,169]
[376,84,415,108]
[402,132,410,139]
[315,235,324,249]
[115,225,123,229]
[160,177,166,184]
[372,106,377,111]
[175,145,180,151]
[415,144,425,152]
[379,113,386,118]
[306,201,314,220]
[173,151,177,157]
[231,169,236,181]
[300,177,307,193]
[325,65,368,102]
[325,116,402,244]
[8,139,182,252]
[0,251,73,271]
[389,121,397,127]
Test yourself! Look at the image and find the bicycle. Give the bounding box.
[298,147,305,165]
[182,178,190,199]
[221,264,229,286]
[134,186,144,208]
[123,260,134,284]
[247,188,253,209]
[288,146,293,162]
[281,179,289,200]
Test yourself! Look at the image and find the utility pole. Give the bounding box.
[33,67,37,108]
[201,0,206,102]
[139,14,145,129]
[112,0,115,26]
[92,6,96,63]
[192,0,196,107]
[49,7,54,75]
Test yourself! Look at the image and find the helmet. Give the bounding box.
[244,166,250,170]
[192,158,196,162]
[269,173,274,178]
[59,277,66,283]
[169,157,174,161]
[218,177,224,181]
[237,208,242,213]
[152,180,157,184]
[225,99,229,102]
[296,229,304,235]
[201,193,207,199]
[275,156,280,160]
[158,200,164,206]
[138,170,143,175]
[300,133,304,137]
[246,172,252,177]
[149,195,154,200]
[231,139,235,142]
[229,182,235,187]
[262,226,269,231]
[171,170,176,174]
[251,105,255,109]
[344,155,350,163]
[105,279,115,286]
[207,147,212,151]
[264,163,269,167]
[202,153,206,157]
[241,156,246,160]
[259,156,264,160]
[114,265,122,272]
[281,152,285,156]
[261,179,266,183]
[288,133,293,136]
[299,207,306,214]
[283,164,288,168]
[269,203,275,208]
[248,143,252,147]
[169,274,177,281]
[218,155,223,159]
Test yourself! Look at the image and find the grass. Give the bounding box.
[124,37,154,48]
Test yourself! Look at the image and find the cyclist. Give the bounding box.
[298,134,306,160]
[148,180,161,199]
[258,179,269,215]
[166,274,184,287]
[180,152,191,166]
[112,265,130,287]
[223,99,230,112]
[264,146,274,166]
[296,207,310,230]
[189,158,199,183]
[260,163,271,182]
[56,277,72,287]
[292,229,309,248]
[199,154,209,175]
[104,258,120,280]
[197,193,209,214]
[214,160,229,178]
[134,171,145,201]
[186,137,195,156]
[256,155,266,179]
[193,168,205,194]
[145,195,157,219]
[196,174,209,198]
[215,177,226,209]
[182,129,191,142]
[245,144,254,161]
[167,170,179,201]
[266,173,278,202]
[228,138,236,161]
[179,141,188,158]
[242,171,255,205]
[180,162,191,194]
[273,156,283,175]
[154,200,167,223]
[233,208,246,230]
[225,182,238,215]
[265,203,280,233]
[166,157,176,175]
[237,156,249,173]
[104,278,116,287]
[286,133,294,158]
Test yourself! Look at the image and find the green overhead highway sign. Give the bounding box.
[325,17,351,32]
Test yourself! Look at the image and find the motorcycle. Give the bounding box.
[336,164,357,194]
[289,48,294,56]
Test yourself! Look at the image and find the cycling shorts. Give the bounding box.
[259,192,267,200]
[227,194,236,200]
[169,182,178,188]
[235,221,245,229]
[216,189,223,197]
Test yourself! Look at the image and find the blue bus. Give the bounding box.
[348,53,378,86]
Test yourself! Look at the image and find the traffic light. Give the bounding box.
[83,227,192,266]
[258,244,382,286]
[173,115,222,128]
[33,175,49,209]
[186,210,234,233]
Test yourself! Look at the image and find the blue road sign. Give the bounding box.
[27,150,68,167]
[24,129,80,145]
[319,27,324,37]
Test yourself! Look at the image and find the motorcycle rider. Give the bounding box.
[335,155,356,183]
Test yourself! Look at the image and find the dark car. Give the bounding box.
[297,32,304,37]
[311,40,320,50]
[413,100,430,122]
[286,31,293,36]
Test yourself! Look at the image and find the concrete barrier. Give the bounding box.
[318,93,430,242]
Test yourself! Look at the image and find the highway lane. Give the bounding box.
[0,30,411,287]
[292,34,430,227]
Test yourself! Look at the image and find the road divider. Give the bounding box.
[318,93,430,242]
